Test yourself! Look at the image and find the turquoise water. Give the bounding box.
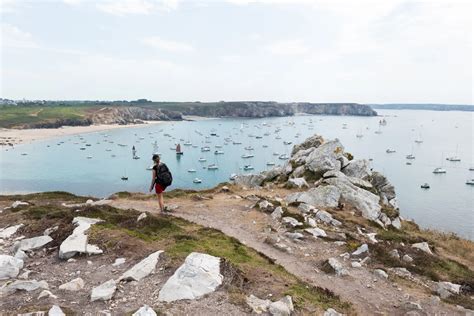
[1,110,473,239]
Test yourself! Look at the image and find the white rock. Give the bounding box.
[0,279,48,296]
[286,186,341,209]
[38,290,57,299]
[374,269,388,279]
[287,177,309,189]
[315,210,342,226]
[284,232,304,240]
[43,226,59,236]
[246,294,271,314]
[341,159,372,179]
[0,224,24,239]
[305,217,317,227]
[352,244,369,257]
[402,254,413,263]
[325,258,348,276]
[132,305,157,316]
[271,206,283,220]
[351,261,362,268]
[411,242,433,255]
[119,250,163,281]
[0,255,24,280]
[86,199,94,205]
[59,217,103,259]
[18,269,31,280]
[258,200,274,212]
[13,235,53,254]
[304,227,327,238]
[91,279,116,302]
[59,278,84,291]
[389,267,412,278]
[15,249,28,261]
[12,201,29,208]
[112,258,126,267]
[389,249,400,259]
[366,233,378,244]
[48,305,65,316]
[137,213,147,222]
[324,308,343,316]
[298,203,314,214]
[268,295,294,316]
[281,217,303,227]
[436,281,461,298]
[391,217,402,229]
[158,252,222,302]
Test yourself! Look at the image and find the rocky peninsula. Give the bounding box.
[1,134,472,315]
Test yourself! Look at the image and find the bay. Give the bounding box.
[0,110,472,239]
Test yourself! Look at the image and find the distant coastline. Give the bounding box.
[371,104,474,112]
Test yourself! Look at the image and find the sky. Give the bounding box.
[0,0,472,104]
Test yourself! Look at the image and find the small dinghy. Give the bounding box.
[421,183,430,189]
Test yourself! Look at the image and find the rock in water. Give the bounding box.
[286,185,341,208]
[411,242,433,255]
[119,250,164,281]
[0,255,24,280]
[49,305,65,316]
[132,305,157,316]
[12,235,53,254]
[158,252,223,302]
[91,279,116,302]
[59,217,104,259]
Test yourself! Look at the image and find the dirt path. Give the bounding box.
[111,190,464,316]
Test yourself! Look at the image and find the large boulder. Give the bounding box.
[0,224,24,239]
[0,255,24,280]
[341,159,372,180]
[305,140,345,177]
[119,250,164,281]
[286,177,309,189]
[286,185,341,208]
[59,217,104,260]
[291,134,324,156]
[59,278,84,291]
[370,171,396,202]
[158,252,223,302]
[233,174,265,188]
[323,177,381,221]
[0,280,49,296]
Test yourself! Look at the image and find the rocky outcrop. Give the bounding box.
[59,217,104,259]
[119,250,163,281]
[89,106,181,125]
[0,255,23,280]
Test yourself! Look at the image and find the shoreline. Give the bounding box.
[0,121,166,146]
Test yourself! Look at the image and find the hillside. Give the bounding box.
[1,134,472,315]
[370,104,474,112]
[0,101,377,129]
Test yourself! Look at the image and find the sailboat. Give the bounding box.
[176,144,184,155]
[406,145,415,160]
[193,178,202,184]
[121,169,128,181]
[446,145,461,161]
[414,132,423,144]
[243,165,254,171]
[433,153,447,174]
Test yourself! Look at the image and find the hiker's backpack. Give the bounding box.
[156,163,173,187]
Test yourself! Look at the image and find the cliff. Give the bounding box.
[88,106,182,125]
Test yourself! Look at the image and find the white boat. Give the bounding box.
[469,167,474,171]
[233,141,242,145]
[201,146,211,152]
[262,145,268,148]
[279,154,289,160]
[243,165,254,171]
[356,134,363,138]
[275,136,282,140]
[273,152,280,156]
[214,150,224,155]
[283,141,292,145]
[244,146,254,151]
[241,154,254,159]
[406,161,412,165]
[207,164,218,170]
[433,167,447,174]
[215,145,223,148]
[421,183,430,189]
[406,154,415,160]
[183,141,192,146]
[386,149,396,153]
[229,173,237,181]
[188,169,196,173]
[266,162,276,166]
[466,179,474,185]
[198,158,207,162]
[446,156,461,162]
[133,155,140,160]
[193,178,202,184]
[146,165,154,170]
[87,156,93,159]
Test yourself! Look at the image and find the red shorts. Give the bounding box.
[155,183,166,194]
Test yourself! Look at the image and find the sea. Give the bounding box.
[1,110,473,239]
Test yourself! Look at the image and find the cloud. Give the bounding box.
[141,36,194,53]
[96,0,178,16]
[266,39,309,55]
[1,23,38,49]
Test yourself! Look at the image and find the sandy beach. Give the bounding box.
[0,121,164,146]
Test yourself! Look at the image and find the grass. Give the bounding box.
[0,106,89,128]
